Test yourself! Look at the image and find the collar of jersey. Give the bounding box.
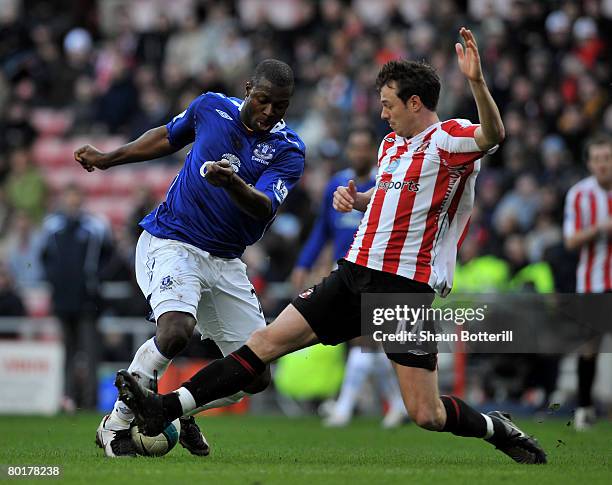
[402,120,441,142]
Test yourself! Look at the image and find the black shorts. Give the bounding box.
[292,259,437,370]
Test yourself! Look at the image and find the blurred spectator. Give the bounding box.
[94,53,139,133]
[4,146,47,223]
[493,174,541,234]
[2,210,44,288]
[0,262,26,317]
[126,186,158,243]
[0,102,37,153]
[0,189,11,238]
[39,184,114,410]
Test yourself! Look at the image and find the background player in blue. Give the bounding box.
[74,59,305,457]
[290,127,377,291]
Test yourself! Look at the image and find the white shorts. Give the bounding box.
[135,231,266,355]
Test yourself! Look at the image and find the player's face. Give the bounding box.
[346,132,375,175]
[242,79,292,132]
[587,143,612,187]
[379,82,419,138]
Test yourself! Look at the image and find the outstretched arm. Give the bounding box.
[456,27,505,151]
[74,126,179,172]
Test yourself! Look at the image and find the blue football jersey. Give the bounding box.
[140,92,306,258]
[295,168,376,269]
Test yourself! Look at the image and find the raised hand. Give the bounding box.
[455,27,484,83]
[74,144,108,172]
[333,180,357,213]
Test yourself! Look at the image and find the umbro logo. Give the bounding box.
[415,140,430,153]
[215,109,233,121]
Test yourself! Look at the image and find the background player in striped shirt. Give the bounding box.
[116,28,546,464]
[563,133,612,430]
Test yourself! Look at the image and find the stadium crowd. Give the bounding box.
[0,0,610,408]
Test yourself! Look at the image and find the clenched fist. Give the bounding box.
[203,160,237,187]
[74,144,109,172]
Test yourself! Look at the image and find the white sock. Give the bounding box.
[481,413,495,439]
[333,347,373,418]
[175,387,197,414]
[187,391,246,415]
[107,338,171,430]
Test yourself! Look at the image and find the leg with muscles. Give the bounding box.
[116,304,319,436]
[97,311,195,457]
[393,359,547,464]
[106,311,195,429]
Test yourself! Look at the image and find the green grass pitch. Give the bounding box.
[0,414,610,484]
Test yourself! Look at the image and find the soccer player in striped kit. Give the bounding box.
[116,28,547,464]
[563,133,612,430]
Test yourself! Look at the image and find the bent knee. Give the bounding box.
[246,328,277,360]
[411,406,445,431]
[156,312,196,357]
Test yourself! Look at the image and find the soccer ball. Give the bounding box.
[130,419,180,457]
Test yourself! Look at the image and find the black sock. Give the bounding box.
[162,393,183,421]
[161,345,266,420]
[578,355,597,407]
[440,395,488,438]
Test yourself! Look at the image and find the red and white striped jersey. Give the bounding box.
[563,176,612,293]
[345,119,495,296]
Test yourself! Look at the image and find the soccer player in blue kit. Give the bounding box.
[74,59,305,457]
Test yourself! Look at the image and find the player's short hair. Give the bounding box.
[252,59,294,92]
[583,132,612,161]
[376,60,441,111]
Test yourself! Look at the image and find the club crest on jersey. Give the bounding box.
[215,109,233,121]
[160,275,174,292]
[383,158,401,174]
[252,142,275,165]
[299,287,314,299]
